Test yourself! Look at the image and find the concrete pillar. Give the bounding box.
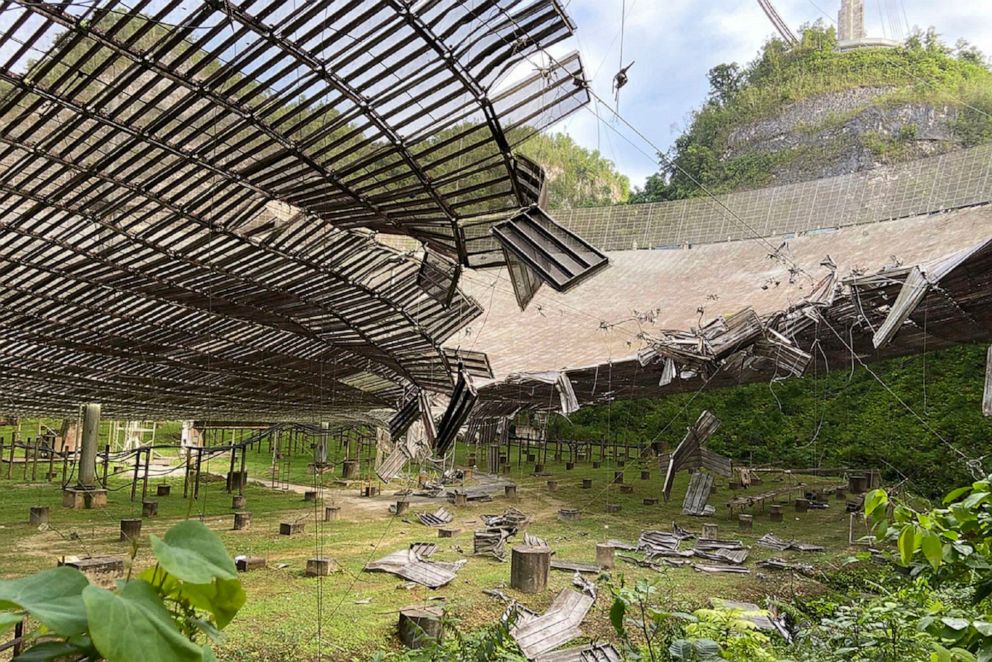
[78,404,100,489]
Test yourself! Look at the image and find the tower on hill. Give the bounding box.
[836,0,899,51]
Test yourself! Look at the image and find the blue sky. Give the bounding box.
[539,0,992,190]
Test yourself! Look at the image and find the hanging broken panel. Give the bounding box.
[433,372,478,457]
[389,393,421,440]
[503,247,544,310]
[443,347,494,379]
[417,250,462,307]
[493,206,608,293]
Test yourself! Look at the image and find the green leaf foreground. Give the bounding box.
[0,520,239,661]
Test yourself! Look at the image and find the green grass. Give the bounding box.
[1,456,858,661]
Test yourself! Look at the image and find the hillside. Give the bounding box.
[633,25,992,201]
[517,132,630,208]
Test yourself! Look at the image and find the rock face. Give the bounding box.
[723,87,961,186]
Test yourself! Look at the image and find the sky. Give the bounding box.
[538,0,992,190]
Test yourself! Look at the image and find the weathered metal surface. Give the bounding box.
[755,533,824,552]
[681,471,715,516]
[512,589,595,659]
[463,223,992,419]
[417,508,453,527]
[365,546,463,588]
[551,559,599,574]
[663,411,723,501]
[535,642,622,662]
[984,346,992,417]
[493,206,609,310]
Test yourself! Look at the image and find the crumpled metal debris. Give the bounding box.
[511,589,595,659]
[418,507,453,527]
[365,544,465,588]
[755,533,824,552]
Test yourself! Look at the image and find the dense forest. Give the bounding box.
[631,25,992,202]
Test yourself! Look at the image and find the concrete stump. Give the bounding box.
[306,558,334,577]
[29,506,49,526]
[233,512,251,530]
[702,523,718,539]
[848,473,868,494]
[236,557,265,572]
[398,606,444,650]
[453,493,468,507]
[462,468,473,481]
[526,454,536,462]
[396,500,410,515]
[640,470,651,480]
[280,521,304,536]
[620,485,634,494]
[500,463,511,474]
[120,518,142,542]
[546,480,558,492]
[467,454,477,466]
[596,543,615,569]
[438,527,460,538]
[342,460,359,479]
[835,487,846,499]
[613,471,624,484]
[592,461,601,469]
[617,460,625,468]
[643,498,658,506]
[769,504,784,522]
[795,498,810,513]
[156,484,171,497]
[534,463,544,474]
[739,514,753,532]
[510,545,551,594]
[324,506,340,521]
[63,488,107,509]
[232,495,246,509]
[566,462,574,470]
[504,485,517,499]
[558,508,581,522]
[304,491,318,502]
[605,503,621,513]
[141,500,158,518]
[581,479,593,489]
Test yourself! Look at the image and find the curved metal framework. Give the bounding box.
[0,0,591,419]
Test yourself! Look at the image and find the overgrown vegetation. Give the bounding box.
[549,343,991,497]
[517,132,630,208]
[0,520,243,661]
[632,25,992,202]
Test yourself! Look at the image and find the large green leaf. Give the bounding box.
[150,521,237,584]
[180,578,246,629]
[139,567,244,629]
[12,641,88,662]
[609,599,626,638]
[898,525,918,566]
[922,532,944,570]
[0,567,89,636]
[82,581,202,662]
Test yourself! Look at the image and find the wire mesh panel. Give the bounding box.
[0,0,594,419]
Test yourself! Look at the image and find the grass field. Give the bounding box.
[0,443,862,661]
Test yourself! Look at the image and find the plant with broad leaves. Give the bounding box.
[608,575,691,661]
[0,520,244,661]
[674,607,778,662]
[865,477,992,598]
